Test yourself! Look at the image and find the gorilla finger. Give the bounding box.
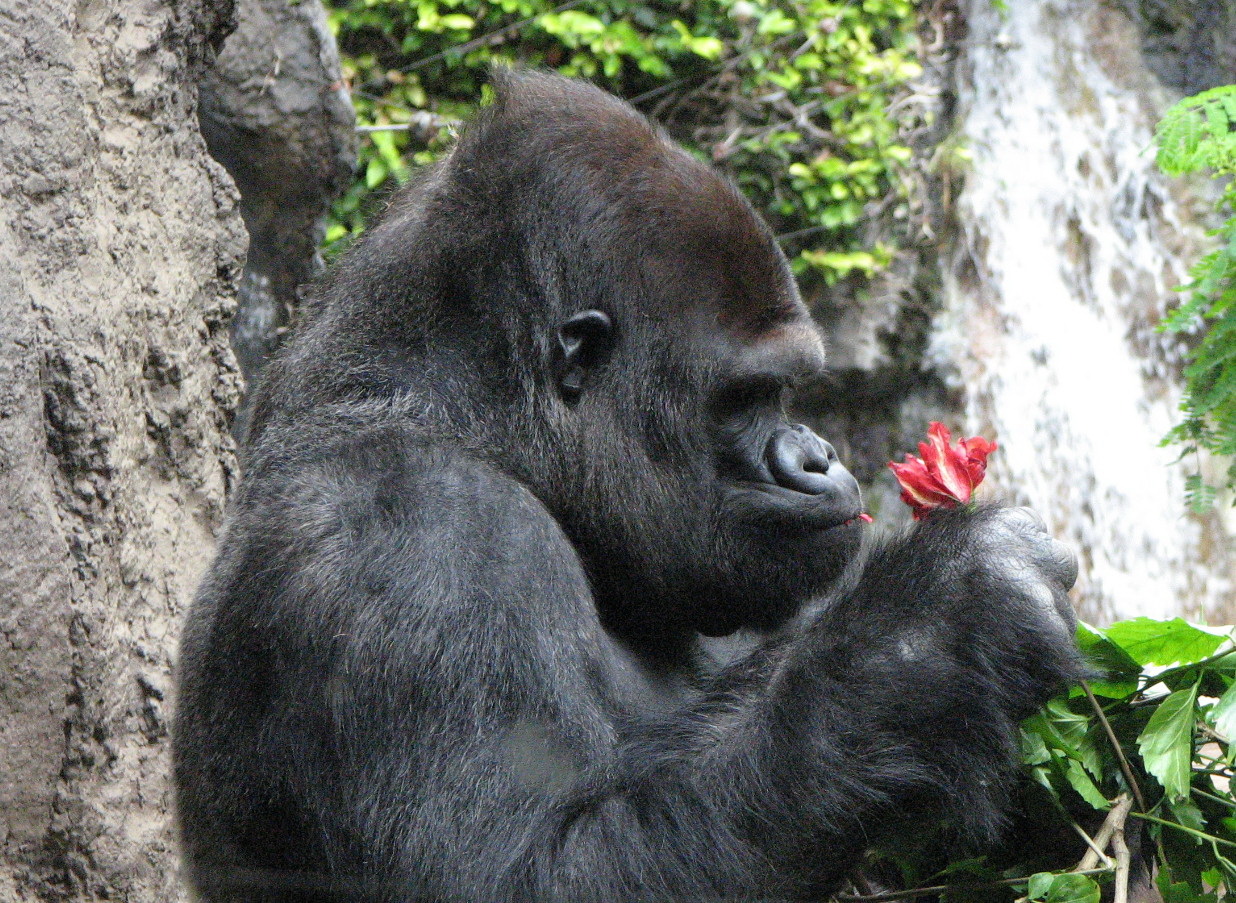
[1052,587,1079,636]
[1007,506,1047,535]
[1048,539,1079,590]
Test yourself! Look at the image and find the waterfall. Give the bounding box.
[932,0,1235,622]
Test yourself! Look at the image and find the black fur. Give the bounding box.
[173,70,1083,902]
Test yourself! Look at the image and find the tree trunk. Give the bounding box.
[0,0,243,898]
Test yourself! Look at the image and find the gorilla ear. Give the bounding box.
[556,310,614,401]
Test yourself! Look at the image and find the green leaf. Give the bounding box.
[1168,796,1208,841]
[1157,865,1219,902]
[1032,699,1104,778]
[1076,622,1141,676]
[1027,872,1102,903]
[1064,758,1110,810]
[1021,727,1051,765]
[1210,678,1236,740]
[1103,618,1226,667]
[1136,682,1199,801]
[1027,872,1054,899]
[364,156,388,190]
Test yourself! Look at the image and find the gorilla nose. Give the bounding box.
[765,425,838,495]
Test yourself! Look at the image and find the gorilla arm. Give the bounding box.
[180,432,1082,902]
[503,506,1084,901]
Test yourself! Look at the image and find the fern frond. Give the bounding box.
[1184,474,1219,514]
[1155,86,1236,507]
[1155,85,1236,176]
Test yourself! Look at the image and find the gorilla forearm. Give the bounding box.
[432,641,871,900]
[505,537,1078,901]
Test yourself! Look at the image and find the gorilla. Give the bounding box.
[173,69,1082,902]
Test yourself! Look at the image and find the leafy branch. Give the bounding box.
[836,618,1236,903]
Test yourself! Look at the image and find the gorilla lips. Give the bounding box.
[889,422,997,520]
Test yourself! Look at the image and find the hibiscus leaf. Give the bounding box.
[1167,797,1208,840]
[1021,727,1051,765]
[1064,759,1111,810]
[1027,872,1102,903]
[1027,873,1054,899]
[1103,618,1226,667]
[1136,682,1199,801]
[1157,866,1219,903]
[1076,622,1141,678]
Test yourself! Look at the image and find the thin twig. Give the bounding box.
[1076,794,1132,872]
[1081,679,1148,812]
[1193,786,1236,810]
[1130,812,1236,850]
[1112,811,1131,903]
[1198,721,1230,744]
[1071,819,1113,871]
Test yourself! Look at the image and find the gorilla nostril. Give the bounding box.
[767,427,834,494]
[802,453,829,475]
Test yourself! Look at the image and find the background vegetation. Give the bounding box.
[324,0,922,285]
[1155,86,1236,510]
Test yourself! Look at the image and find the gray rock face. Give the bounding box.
[199,0,356,388]
[1118,0,1236,95]
[0,0,243,896]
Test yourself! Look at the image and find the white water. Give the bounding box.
[931,0,1235,622]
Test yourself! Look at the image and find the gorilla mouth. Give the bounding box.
[725,480,864,531]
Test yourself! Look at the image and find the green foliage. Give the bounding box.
[1104,617,1228,667]
[323,0,922,284]
[1155,85,1236,506]
[1027,871,1102,903]
[1137,682,1200,802]
[848,618,1235,902]
[1156,88,1236,177]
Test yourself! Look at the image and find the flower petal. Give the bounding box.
[888,455,956,510]
[919,422,973,502]
[959,436,997,485]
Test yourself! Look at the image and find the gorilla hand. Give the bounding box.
[983,505,1079,633]
[784,505,1086,845]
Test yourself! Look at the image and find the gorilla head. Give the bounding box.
[254,68,862,643]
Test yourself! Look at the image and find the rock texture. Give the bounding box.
[1118,0,1236,95]
[198,0,356,392]
[0,0,243,897]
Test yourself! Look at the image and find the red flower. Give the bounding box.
[888,422,997,520]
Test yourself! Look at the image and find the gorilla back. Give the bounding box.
[173,70,1082,902]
